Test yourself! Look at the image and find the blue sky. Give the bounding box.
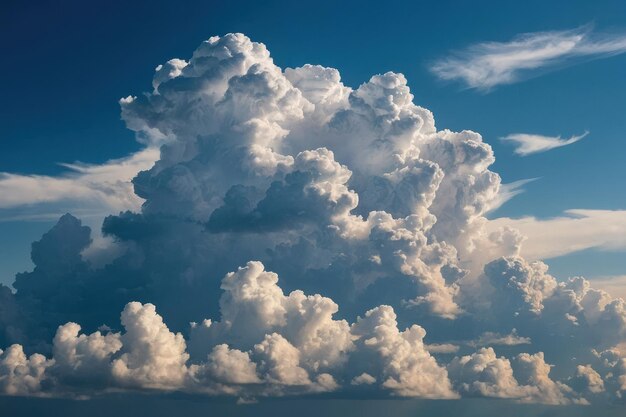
[3,0,626,284]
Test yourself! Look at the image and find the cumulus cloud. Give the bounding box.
[448,347,579,404]
[468,329,531,348]
[0,33,625,406]
[500,131,588,156]
[0,264,454,399]
[351,305,457,398]
[430,26,626,90]
[589,276,626,302]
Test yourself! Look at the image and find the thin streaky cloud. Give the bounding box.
[488,209,626,260]
[430,26,626,90]
[500,131,588,156]
[0,147,158,217]
[488,177,539,212]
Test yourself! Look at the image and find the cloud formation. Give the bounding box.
[0,33,625,406]
[500,131,588,156]
[488,209,626,260]
[430,26,626,90]
[0,148,158,222]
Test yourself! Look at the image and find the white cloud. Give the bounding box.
[500,131,588,156]
[468,329,531,348]
[351,305,458,398]
[111,302,190,390]
[0,345,52,396]
[589,276,626,302]
[430,26,626,90]
[571,364,605,394]
[0,148,158,221]
[488,209,626,260]
[425,343,460,354]
[351,372,376,385]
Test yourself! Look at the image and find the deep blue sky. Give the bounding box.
[2,0,626,283]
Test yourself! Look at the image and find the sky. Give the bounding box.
[1,0,626,415]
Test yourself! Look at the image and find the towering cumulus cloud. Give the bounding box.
[1,33,625,405]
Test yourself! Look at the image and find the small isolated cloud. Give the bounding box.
[468,329,531,348]
[425,343,460,354]
[500,131,588,156]
[430,26,626,90]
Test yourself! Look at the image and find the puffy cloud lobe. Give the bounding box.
[448,347,525,399]
[482,257,626,353]
[111,302,189,390]
[123,33,311,221]
[485,257,557,314]
[190,261,353,376]
[511,352,579,405]
[207,148,357,232]
[351,372,376,385]
[196,344,260,385]
[350,305,457,398]
[0,265,447,398]
[52,322,122,386]
[570,364,605,394]
[253,333,311,386]
[448,348,579,404]
[0,345,52,396]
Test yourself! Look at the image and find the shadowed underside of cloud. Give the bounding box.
[430,26,626,90]
[1,33,626,406]
[500,131,588,156]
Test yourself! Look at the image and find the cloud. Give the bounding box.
[350,305,457,398]
[500,131,588,156]
[448,347,579,404]
[0,345,51,396]
[488,177,538,212]
[488,209,626,260]
[0,148,158,222]
[430,26,626,90]
[468,329,531,348]
[0,33,625,406]
[590,276,626,302]
[0,264,456,398]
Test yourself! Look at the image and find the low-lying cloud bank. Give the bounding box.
[1,34,625,405]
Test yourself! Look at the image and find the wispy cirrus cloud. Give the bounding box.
[500,131,588,156]
[489,177,539,211]
[430,26,626,90]
[488,209,626,260]
[0,148,158,221]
